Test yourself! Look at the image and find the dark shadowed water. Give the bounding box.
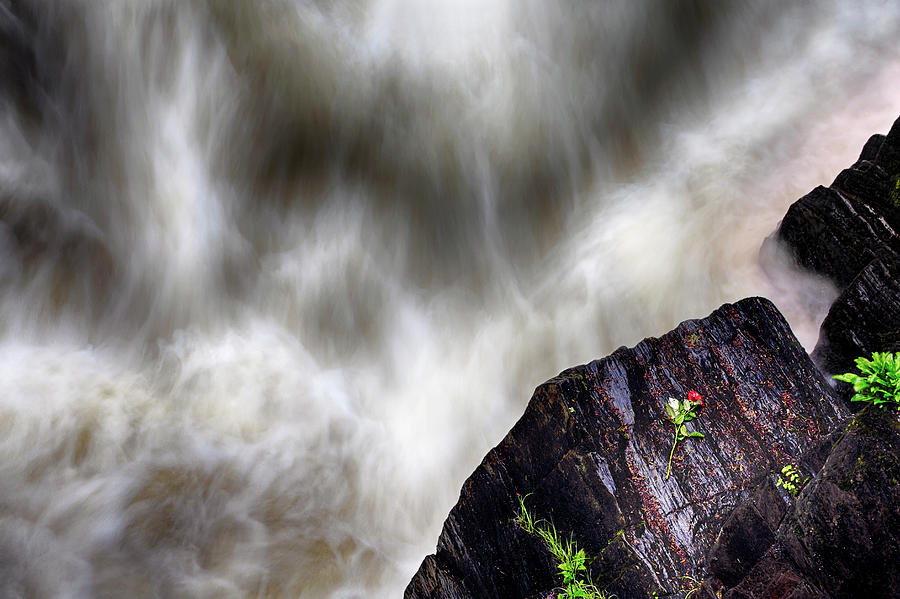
[0,1,898,596]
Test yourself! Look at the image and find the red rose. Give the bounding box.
[688,390,703,408]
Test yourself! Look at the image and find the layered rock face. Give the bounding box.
[772,118,900,289]
[772,116,900,378]
[811,257,900,379]
[703,406,900,599]
[406,117,900,599]
[696,120,900,599]
[406,298,847,599]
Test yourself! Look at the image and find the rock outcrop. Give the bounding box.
[770,116,900,378]
[770,118,900,290]
[811,256,900,379]
[407,117,900,599]
[406,298,847,599]
[692,116,900,599]
[700,406,899,599]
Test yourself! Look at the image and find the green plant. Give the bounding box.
[833,351,900,412]
[514,496,614,599]
[663,391,706,479]
[776,464,808,497]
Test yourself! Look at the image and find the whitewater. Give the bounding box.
[0,1,898,597]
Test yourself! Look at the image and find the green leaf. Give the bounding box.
[855,355,872,371]
[687,432,705,438]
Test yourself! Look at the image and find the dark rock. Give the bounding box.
[706,479,786,588]
[782,407,900,598]
[772,185,900,289]
[693,116,900,599]
[874,115,900,175]
[830,161,895,223]
[704,416,850,592]
[403,555,469,599]
[768,115,900,290]
[706,406,900,599]
[405,298,847,599]
[858,134,884,162]
[811,257,900,379]
[721,546,829,599]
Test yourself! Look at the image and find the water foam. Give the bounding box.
[0,1,898,596]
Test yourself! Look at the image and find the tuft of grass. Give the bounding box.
[516,493,538,534]
[514,495,615,599]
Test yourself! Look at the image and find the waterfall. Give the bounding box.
[0,1,897,596]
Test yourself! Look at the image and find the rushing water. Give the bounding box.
[0,1,899,597]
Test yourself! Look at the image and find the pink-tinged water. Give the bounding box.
[0,2,897,596]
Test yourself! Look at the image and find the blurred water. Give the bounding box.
[0,1,898,597]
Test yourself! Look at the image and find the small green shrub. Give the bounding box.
[890,175,900,208]
[776,464,808,497]
[833,351,900,412]
[514,495,614,599]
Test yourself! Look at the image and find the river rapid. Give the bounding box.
[0,1,899,597]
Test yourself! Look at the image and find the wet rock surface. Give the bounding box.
[768,116,900,289]
[694,117,900,599]
[775,117,900,400]
[705,478,787,589]
[811,256,900,380]
[702,406,900,599]
[405,298,847,599]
